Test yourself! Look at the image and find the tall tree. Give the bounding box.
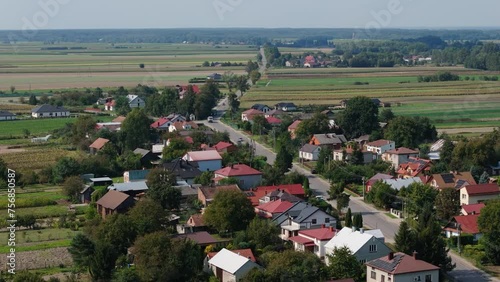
[379,108,395,122]
[274,145,293,175]
[114,96,131,116]
[294,113,330,143]
[228,92,240,114]
[400,183,438,218]
[435,188,460,221]
[121,109,152,150]
[345,208,353,227]
[162,138,191,161]
[203,189,255,233]
[62,176,85,203]
[326,246,365,282]
[249,70,262,85]
[223,71,236,92]
[128,198,168,236]
[235,75,250,94]
[478,199,500,264]
[384,116,437,148]
[338,96,379,139]
[394,220,416,255]
[352,213,363,229]
[337,193,350,213]
[244,218,282,250]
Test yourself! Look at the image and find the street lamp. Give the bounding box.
[362,177,366,200]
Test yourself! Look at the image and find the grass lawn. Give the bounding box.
[0,205,76,223]
[0,190,65,208]
[1,148,82,171]
[0,228,77,245]
[0,239,72,254]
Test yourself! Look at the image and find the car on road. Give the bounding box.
[310,168,317,174]
[315,195,325,201]
[238,137,243,143]
[207,116,214,123]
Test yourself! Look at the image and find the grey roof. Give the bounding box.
[89,177,113,183]
[163,158,202,179]
[31,104,69,113]
[0,110,15,117]
[382,177,422,191]
[312,133,347,145]
[108,181,148,192]
[272,202,309,225]
[263,190,303,203]
[275,102,297,108]
[368,253,404,273]
[300,144,320,153]
[294,206,324,223]
[133,148,151,157]
[251,104,269,111]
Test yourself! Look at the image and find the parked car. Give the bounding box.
[310,168,317,174]
[207,116,214,123]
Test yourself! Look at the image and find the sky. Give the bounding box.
[1,0,499,30]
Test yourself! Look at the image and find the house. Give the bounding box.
[303,55,317,68]
[273,202,337,240]
[265,109,285,118]
[354,135,371,147]
[381,147,419,168]
[397,157,432,178]
[310,133,347,149]
[168,121,199,132]
[31,104,70,118]
[266,116,282,126]
[365,139,396,155]
[197,185,241,206]
[275,102,297,112]
[428,139,446,160]
[183,151,222,172]
[186,214,207,232]
[461,203,485,215]
[460,183,500,205]
[259,189,303,204]
[80,185,94,204]
[333,145,377,164]
[246,184,306,206]
[88,177,113,187]
[214,164,263,190]
[288,120,302,139]
[285,61,295,67]
[381,177,422,191]
[365,252,439,282]
[207,73,223,81]
[250,104,271,113]
[289,226,337,259]
[174,231,223,248]
[104,100,116,111]
[427,172,476,190]
[89,138,109,155]
[163,158,202,185]
[325,227,391,265]
[444,214,482,241]
[133,148,159,166]
[213,141,237,154]
[207,248,260,282]
[126,95,145,108]
[255,199,295,218]
[366,173,394,193]
[96,190,135,219]
[241,109,264,122]
[123,169,151,183]
[151,114,186,130]
[299,144,321,161]
[0,110,16,121]
[489,161,500,176]
[107,181,148,197]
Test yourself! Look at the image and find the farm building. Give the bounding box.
[31,104,70,118]
[0,110,16,121]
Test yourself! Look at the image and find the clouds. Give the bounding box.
[1,0,499,30]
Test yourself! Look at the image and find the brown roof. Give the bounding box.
[288,120,302,130]
[366,252,439,275]
[89,138,110,150]
[112,116,126,123]
[198,185,240,201]
[431,172,477,189]
[96,190,133,210]
[207,248,256,262]
[215,164,262,177]
[187,214,205,227]
[366,139,393,147]
[175,231,219,245]
[385,147,419,155]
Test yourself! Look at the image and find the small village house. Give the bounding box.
[460,183,500,205]
[183,151,222,172]
[275,102,297,112]
[289,226,337,259]
[207,248,260,282]
[288,120,302,139]
[444,214,482,241]
[365,173,394,193]
[365,139,396,155]
[461,203,485,216]
[133,148,159,166]
[426,172,476,190]
[365,252,439,282]
[0,110,16,121]
[397,157,432,178]
[333,145,377,164]
[126,94,145,108]
[79,185,94,204]
[241,109,264,122]
[255,199,295,219]
[89,138,110,155]
[31,104,70,118]
[214,164,263,190]
[299,144,321,161]
[163,158,202,185]
[168,121,199,132]
[309,133,347,150]
[107,181,148,197]
[197,185,241,206]
[250,104,271,113]
[381,147,419,168]
[96,190,135,219]
[212,141,237,154]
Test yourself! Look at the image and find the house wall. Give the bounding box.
[382,153,418,168]
[196,160,222,172]
[232,174,262,190]
[333,151,344,161]
[129,98,145,108]
[0,116,15,121]
[354,239,392,264]
[32,111,70,118]
[391,270,439,282]
[366,142,395,155]
[460,191,499,205]
[300,150,319,161]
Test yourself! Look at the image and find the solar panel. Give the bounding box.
[441,173,455,183]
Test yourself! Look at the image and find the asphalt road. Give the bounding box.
[203,47,499,282]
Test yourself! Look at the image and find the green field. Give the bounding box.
[0,116,114,138]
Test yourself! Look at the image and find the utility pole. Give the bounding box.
[362,177,366,200]
[457,223,462,255]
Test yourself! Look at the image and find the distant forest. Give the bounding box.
[2,28,500,45]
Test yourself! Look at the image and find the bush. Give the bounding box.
[447,234,475,247]
[463,244,486,264]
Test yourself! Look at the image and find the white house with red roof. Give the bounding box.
[182,151,222,172]
[444,214,482,240]
[461,203,485,215]
[245,184,305,206]
[365,139,395,155]
[365,252,439,282]
[168,121,199,132]
[460,183,500,205]
[214,164,263,190]
[381,147,419,168]
[266,116,282,126]
[289,226,337,259]
[255,199,294,219]
[397,157,432,178]
[241,109,264,122]
[150,114,187,130]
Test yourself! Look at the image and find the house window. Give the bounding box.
[314,245,319,252]
[371,271,376,279]
[369,245,377,253]
[415,276,421,281]
[312,219,317,224]
[381,275,385,282]
[359,259,366,263]
[325,218,330,223]
[462,194,466,199]
[425,274,432,282]
[388,278,391,282]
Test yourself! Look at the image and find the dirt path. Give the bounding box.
[0,145,26,155]
[438,127,498,134]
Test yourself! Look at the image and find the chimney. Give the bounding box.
[388,252,394,260]
[413,251,418,259]
[359,228,364,234]
[329,226,334,232]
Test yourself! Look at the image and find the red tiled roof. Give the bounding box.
[266,116,282,124]
[89,138,109,150]
[214,141,234,151]
[385,147,419,155]
[299,227,337,240]
[187,214,205,227]
[215,164,262,177]
[366,139,393,147]
[464,183,500,196]
[185,136,194,144]
[242,109,264,115]
[453,214,480,234]
[289,236,314,245]
[288,120,302,130]
[255,199,294,214]
[366,252,439,275]
[112,116,126,123]
[256,184,304,196]
[207,249,256,262]
[105,100,116,107]
[461,203,485,215]
[151,117,170,128]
